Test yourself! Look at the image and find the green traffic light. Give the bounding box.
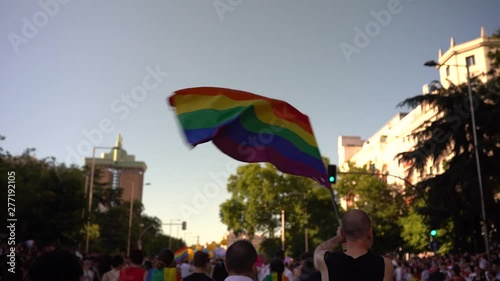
[329,176,335,182]
[430,229,437,236]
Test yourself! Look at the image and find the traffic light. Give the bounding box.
[328,165,337,184]
[430,229,437,237]
[182,221,187,230]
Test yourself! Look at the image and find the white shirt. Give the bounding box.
[225,276,254,281]
[180,263,193,278]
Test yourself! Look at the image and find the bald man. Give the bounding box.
[313,209,393,281]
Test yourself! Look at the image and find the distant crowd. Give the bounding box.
[1,241,499,281]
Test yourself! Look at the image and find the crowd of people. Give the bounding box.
[1,209,500,281]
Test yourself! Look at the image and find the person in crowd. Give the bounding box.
[29,249,83,281]
[183,251,214,281]
[145,248,180,281]
[263,258,289,281]
[313,209,393,281]
[180,258,193,279]
[83,257,99,281]
[224,240,258,281]
[119,249,145,281]
[212,259,229,281]
[102,255,123,281]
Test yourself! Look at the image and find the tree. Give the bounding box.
[0,144,86,248]
[220,163,287,238]
[220,160,340,258]
[335,163,407,254]
[397,31,500,252]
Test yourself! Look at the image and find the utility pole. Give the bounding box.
[281,209,285,251]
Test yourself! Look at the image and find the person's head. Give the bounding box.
[129,249,144,266]
[82,258,92,271]
[225,240,257,277]
[274,249,285,261]
[270,258,285,275]
[157,249,175,268]
[212,260,229,281]
[29,249,83,281]
[340,209,373,248]
[111,255,124,269]
[194,251,210,268]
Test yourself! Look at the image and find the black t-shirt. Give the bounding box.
[324,251,384,281]
[183,272,214,281]
[429,271,446,281]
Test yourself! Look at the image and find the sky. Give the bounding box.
[2,0,500,247]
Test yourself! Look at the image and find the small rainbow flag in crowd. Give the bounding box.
[174,246,188,263]
[169,87,328,186]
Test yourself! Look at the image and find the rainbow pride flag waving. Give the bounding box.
[169,87,328,186]
[174,246,188,263]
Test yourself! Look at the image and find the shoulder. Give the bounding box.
[382,256,394,281]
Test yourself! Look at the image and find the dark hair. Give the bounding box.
[270,258,285,281]
[194,251,210,267]
[212,261,229,281]
[129,249,144,265]
[274,249,285,261]
[98,255,113,276]
[29,249,83,281]
[111,255,124,268]
[143,260,153,271]
[158,249,175,266]
[225,240,257,275]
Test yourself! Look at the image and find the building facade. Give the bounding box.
[84,135,147,206]
[338,27,500,189]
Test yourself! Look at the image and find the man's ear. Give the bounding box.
[367,227,373,239]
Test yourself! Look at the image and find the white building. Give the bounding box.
[338,27,500,190]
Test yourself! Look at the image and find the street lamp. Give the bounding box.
[126,182,151,256]
[85,146,119,254]
[424,59,489,258]
[169,219,182,249]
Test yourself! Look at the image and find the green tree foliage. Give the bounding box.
[220,163,286,238]
[0,137,167,255]
[220,161,340,258]
[0,145,86,247]
[397,32,500,252]
[335,164,406,254]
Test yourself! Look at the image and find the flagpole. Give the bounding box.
[327,186,341,226]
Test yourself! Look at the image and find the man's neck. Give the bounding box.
[344,243,368,259]
[228,272,254,279]
[194,267,206,274]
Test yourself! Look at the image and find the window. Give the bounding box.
[466,55,475,66]
[446,66,450,76]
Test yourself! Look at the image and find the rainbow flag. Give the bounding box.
[169,87,328,186]
[174,246,188,263]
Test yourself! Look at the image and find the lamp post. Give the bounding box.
[424,60,489,258]
[85,146,119,254]
[127,182,135,257]
[134,183,151,251]
[281,209,285,251]
[169,219,182,249]
[138,223,155,250]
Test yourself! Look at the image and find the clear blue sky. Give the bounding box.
[2,0,500,246]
